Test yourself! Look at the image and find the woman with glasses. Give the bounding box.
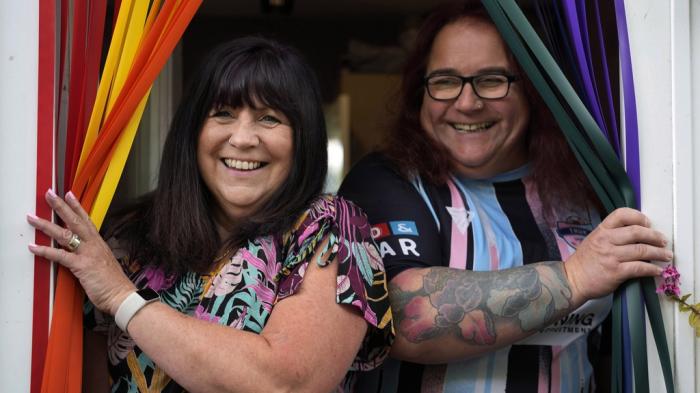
[339,1,669,392]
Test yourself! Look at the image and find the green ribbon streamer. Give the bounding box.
[480,1,674,392]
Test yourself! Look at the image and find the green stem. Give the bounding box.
[671,295,700,316]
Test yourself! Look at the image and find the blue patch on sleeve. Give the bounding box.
[389,221,419,236]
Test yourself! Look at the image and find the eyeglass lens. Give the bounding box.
[427,74,511,100]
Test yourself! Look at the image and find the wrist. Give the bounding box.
[561,260,586,306]
[114,288,160,333]
[110,287,136,316]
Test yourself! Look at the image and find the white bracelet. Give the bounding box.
[114,288,160,333]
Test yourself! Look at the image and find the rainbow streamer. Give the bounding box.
[34,1,202,392]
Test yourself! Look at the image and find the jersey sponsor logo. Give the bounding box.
[556,214,593,248]
[378,241,396,257]
[518,297,611,346]
[446,206,472,234]
[552,312,595,327]
[370,223,392,240]
[377,238,420,258]
[389,221,419,236]
[538,312,596,335]
[371,221,421,258]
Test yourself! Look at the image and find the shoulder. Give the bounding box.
[278,194,378,289]
[279,195,381,278]
[339,152,406,192]
[289,195,371,240]
[345,152,400,176]
[339,152,426,209]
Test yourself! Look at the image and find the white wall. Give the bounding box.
[0,0,40,391]
[628,1,698,392]
[689,0,700,388]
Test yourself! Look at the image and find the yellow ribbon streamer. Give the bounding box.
[76,0,134,174]
[88,0,152,227]
[90,89,150,227]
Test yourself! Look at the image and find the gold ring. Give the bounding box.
[67,233,81,252]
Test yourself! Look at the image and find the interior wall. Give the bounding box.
[182,14,408,103]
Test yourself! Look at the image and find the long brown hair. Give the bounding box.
[382,0,599,214]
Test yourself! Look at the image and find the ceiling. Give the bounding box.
[196,0,454,18]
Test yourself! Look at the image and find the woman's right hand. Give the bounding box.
[27,190,136,315]
[564,207,670,303]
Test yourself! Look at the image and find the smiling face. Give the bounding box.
[197,102,293,230]
[420,17,530,179]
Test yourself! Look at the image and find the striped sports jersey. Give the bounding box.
[339,153,611,393]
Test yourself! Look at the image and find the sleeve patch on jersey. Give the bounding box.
[371,223,392,240]
[389,221,419,236]
[378,238,421,258]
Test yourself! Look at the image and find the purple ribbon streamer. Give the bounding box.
[552,0,586,94]
[603,1,644,390]
[534,1,555,50]
[561,0,609,140]
[614,0,641,206]
[576,0,622,156]
[539,1,641,390]
[534,0,565,65]
[592,0,622,155]
[615,0,643,390]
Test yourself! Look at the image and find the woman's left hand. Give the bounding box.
[27,189,136,315]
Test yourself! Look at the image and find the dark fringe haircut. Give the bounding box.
[382,0,600,216]
[104,36,328,274]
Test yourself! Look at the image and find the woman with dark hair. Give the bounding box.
[28,36,392,392]
[339,1,668,392]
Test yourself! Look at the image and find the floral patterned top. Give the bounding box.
[85,195,394,393]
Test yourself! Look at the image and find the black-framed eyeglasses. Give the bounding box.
[424,72,519,101]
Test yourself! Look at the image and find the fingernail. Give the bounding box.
[655,267,664,276]
[665,250,673,261]
[46,188,57,199]
[66,191,75,201]
[27,213,39,221]
[28,244,38,251]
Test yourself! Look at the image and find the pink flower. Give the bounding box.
[657,283,681,297]
[657,265,681,297]
[661,265,681,280]
[657,265,700,333]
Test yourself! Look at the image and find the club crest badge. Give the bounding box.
[556,214,593,248]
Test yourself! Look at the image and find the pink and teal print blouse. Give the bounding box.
[85,195,394,393]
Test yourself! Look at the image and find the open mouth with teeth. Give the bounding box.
[222,158,266,171]
[451,121,495,133]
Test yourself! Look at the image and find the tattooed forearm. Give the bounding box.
[390,262,573,346]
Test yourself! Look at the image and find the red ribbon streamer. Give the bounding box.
[32,0,56,392]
